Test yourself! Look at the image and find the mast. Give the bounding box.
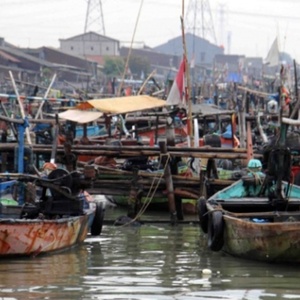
[181,1,192,146]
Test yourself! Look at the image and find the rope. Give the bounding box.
[246,168,264,185]
[118,153,171,226]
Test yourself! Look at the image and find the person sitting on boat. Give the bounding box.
[243,159,265,197]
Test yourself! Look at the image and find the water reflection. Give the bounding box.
[0,247,89,299]
[0,206,299,299]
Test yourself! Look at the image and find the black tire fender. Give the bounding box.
[91,201,105,236]
[197,196,208,233]
[294,172,300,186]
[207,210,224,251]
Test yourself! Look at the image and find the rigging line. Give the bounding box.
[121,153,171,226]
[117,0,144,97]
[134,154,170,218]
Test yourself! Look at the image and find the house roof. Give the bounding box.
[214,54,245,64]
[0,45,53,67]
[59,31,119,43]
[0,50,20,63]
[85,55,104,65]
[153,33,224,65]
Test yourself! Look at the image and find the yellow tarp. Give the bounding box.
[76,95,167,115]
[58,109,103,124]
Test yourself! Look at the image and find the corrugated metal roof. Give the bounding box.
[0,50,20,63]
[192,104,234,116]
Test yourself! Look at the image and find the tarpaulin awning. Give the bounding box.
[76,95,167,115]
[58,109,103,124]
[192,104,235,116]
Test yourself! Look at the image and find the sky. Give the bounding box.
[1,0,300,62]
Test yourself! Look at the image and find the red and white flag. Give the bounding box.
[166,57,186,107]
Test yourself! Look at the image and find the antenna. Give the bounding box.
[84,0,106,35]
[185,0,217,45]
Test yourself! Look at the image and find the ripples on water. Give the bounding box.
[0,205,300,300]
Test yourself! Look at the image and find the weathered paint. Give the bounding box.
[0,210,94,257]
[223,215,300,263]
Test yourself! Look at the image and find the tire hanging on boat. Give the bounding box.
[207,210,224,251]
[197,196,208,233]
[91,201,105,236]
[294,172,300,186]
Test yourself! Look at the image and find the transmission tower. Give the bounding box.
[84,0,106,35]
[185,0,217,45]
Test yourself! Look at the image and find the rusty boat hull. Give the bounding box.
[0,209,95,257]
[198,175,300,264]
[222,213,300,263]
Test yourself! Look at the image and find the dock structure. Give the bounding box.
[0,139,258,223]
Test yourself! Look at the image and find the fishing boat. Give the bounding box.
[0,167,105,258]
[198,110,300,263]
[0,112,105,257]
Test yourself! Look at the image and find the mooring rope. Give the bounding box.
[118,153,171,226]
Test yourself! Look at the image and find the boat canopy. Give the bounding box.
[192,104,235,116]
[58,109,103,124]
[76,95,167,115]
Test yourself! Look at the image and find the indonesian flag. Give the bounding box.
[166,57,186,107]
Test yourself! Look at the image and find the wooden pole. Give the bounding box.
[180,16,193,147]
[117,0,144,96]
[159,141,177,224]
[35,73,57,119]
[138,69,156,95]
[127,168,142,219]
[50,114,59,164]
[9,71,32,145]
[246,121,253,164]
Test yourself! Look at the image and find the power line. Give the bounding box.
[214,9,300,21]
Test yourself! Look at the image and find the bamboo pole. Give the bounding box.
[35,73,57,119]
[237,85,272,97]
[246,121,253,164]
[9,71,32,145]
[117,0,144,96]
[180,15,193,147]
[138,69,156,95]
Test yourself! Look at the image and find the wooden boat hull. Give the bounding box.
[223,214,300,263]
[199,176,300,263]
[0,210,94,257]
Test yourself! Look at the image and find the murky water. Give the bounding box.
[0,202,300,300]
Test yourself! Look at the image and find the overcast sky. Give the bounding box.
[1,0,300,62]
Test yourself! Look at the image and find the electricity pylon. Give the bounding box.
[84,0,106,35]
[185,0,217,45]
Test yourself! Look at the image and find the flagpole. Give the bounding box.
[180,14,193,147]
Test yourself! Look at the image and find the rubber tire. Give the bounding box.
[294,172,300,186]
[220,159,233,170]
[197,197,208,233]
[91,201,105,236]
[207,210,224,251]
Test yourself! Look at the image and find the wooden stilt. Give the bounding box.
[246,121,254,164]
[127,168,141,219]
[159,141,177,224]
